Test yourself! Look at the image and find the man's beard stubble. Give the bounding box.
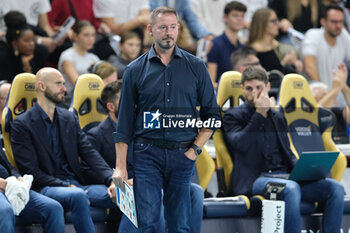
[44,89,65,105]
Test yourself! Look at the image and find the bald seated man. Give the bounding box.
[10,67,117,233]
[0,81,11,118]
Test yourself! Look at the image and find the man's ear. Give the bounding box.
[267,82,271,92]
[320,18,325,27]
[106,102,114,113]
[223,14,229,25]
[239,66,245,73]
[36,81,45,92]
[147,24,153,36]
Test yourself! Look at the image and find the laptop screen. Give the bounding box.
[288,151,339,181]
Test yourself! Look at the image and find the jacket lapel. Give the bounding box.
[56,108,71,160]
[101,116,115,147]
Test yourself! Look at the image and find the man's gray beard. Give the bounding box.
[157,40,175,50]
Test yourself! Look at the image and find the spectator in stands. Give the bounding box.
[223,66,344,233]
[269,0,320,33]
[310,63,350,144]
[150,0,213,40]
[48,0,108,33]
[248,8,303,74]
[235,0,268,27]
[0,12,49,82]
[0,141,65,233]
[89,61,118,84]
[10,67,117,233]
[231,47,260,73]
[303,4,350,107]
[58,20,99,98]
[207,1,246,89]
[93,0,150,41]
[0,0,63,53]
[190,0,268,37]
[48,0,113,61]
[189,0,229,37]
[0,81,11,118]
[269,0,321,43]
[320,0,350,32]
[108,32,142,79]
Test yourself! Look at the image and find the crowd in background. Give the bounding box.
[0,0,349,139]
[1,0,350,231]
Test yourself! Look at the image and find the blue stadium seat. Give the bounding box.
[203,195,250,218]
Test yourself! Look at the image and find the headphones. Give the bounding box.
[90,60,104,74]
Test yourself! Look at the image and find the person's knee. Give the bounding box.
[190,183,204,203]
[328,180,344,199]
[1,204,14,219]
[69,188,89,205]
[190,183,204,214]
[47,200,64,217]
[283,181,301,201]
[0,205,14,227]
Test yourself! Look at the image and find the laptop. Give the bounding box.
[265,151,339,181]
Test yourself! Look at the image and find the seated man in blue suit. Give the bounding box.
[222,66,344,233]
[10,67,117,233]
[87,81,204,233]
[0,140,64,233]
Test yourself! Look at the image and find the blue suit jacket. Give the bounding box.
[87,116,116,169]
[223,102,297,196]
[84,116,134,183]
[10,105,113,189]
[0,141,20,178]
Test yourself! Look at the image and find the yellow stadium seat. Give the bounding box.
[213,71,244,195]
[196,147,215,190]
[278,74,347,181]
[1,73,36,167]
[69,74,108,131]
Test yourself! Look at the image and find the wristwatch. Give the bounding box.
[191,144,202,157]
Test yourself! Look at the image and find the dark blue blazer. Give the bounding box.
[223,102,297,196]
[10,105,113,189]
[87,116,115,169]
[85,116,134,183]
[0,142,20,178]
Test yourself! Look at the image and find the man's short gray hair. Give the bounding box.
[150,6,178,25]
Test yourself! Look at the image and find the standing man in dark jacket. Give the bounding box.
[88,81,204,233]
[112,6,220,232]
